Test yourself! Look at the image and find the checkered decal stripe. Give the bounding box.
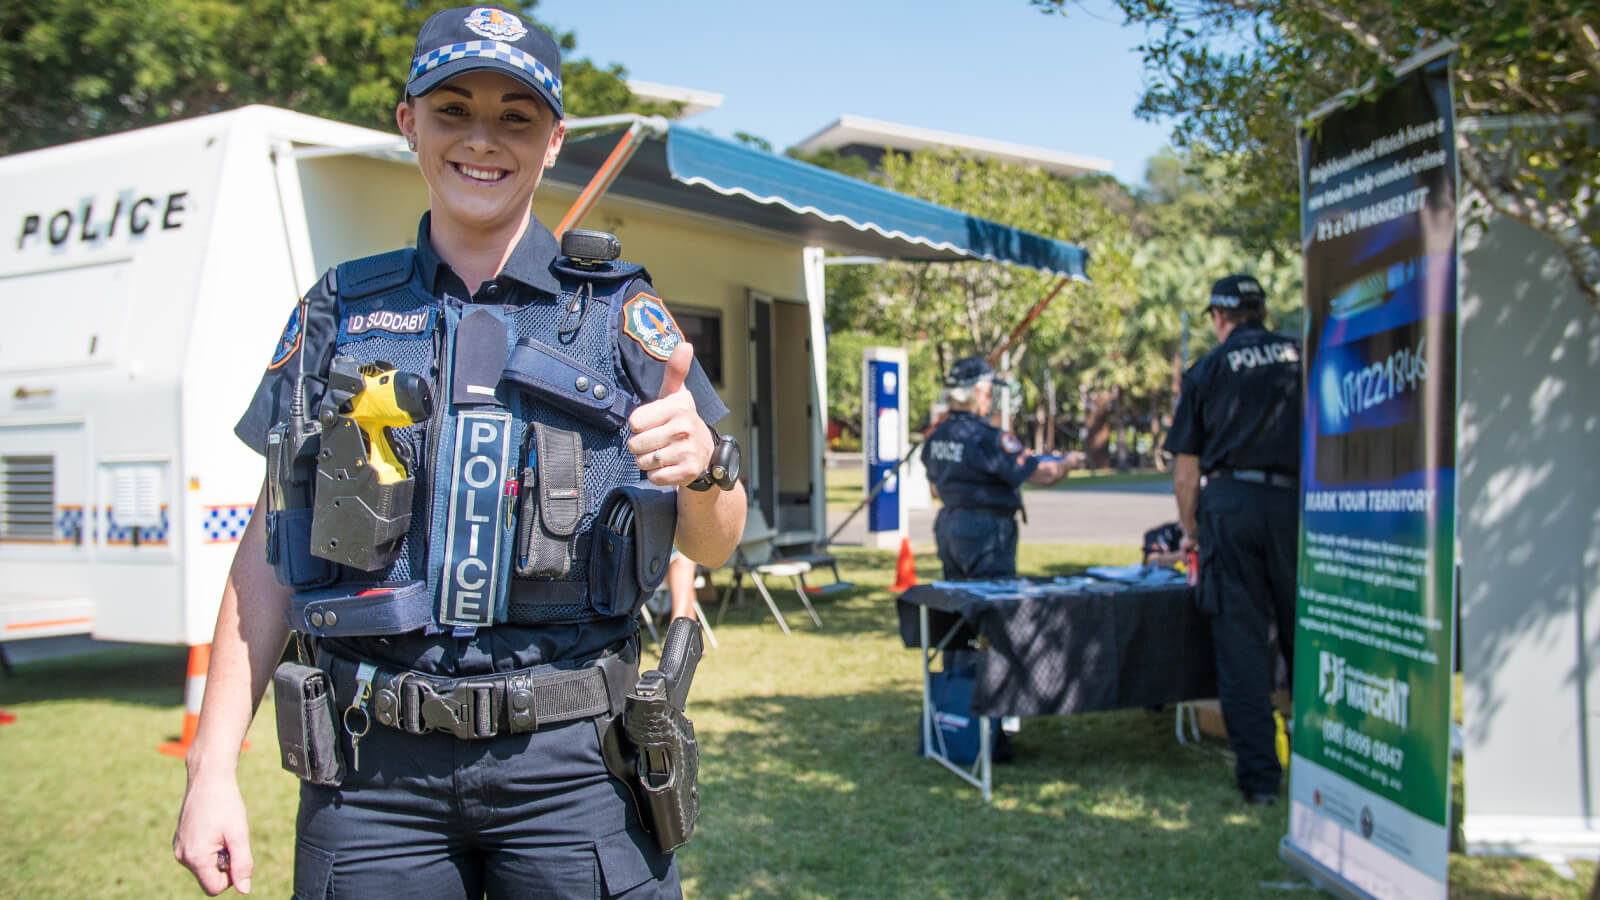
[203,505,255,544]
[56,506,85,542]
[410,41,561,100]
[103,506,170,545]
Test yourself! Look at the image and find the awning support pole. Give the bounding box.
[987,276,1070,367]
[554,122,652,238]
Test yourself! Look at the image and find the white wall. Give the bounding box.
[1459,205,1600,855]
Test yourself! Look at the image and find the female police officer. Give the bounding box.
[921,357,1067,579]
[173,7,744,896]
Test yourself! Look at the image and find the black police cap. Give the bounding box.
[1207,274,1266,311]
[944,356,994,388]
[408,6,563,118]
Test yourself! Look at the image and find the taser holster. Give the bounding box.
[622,616,703,853]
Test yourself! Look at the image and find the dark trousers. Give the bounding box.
[293,716,679,899]
[934,507,1019,580]
[1197,478,1298,795]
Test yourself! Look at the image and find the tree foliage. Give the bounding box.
[812,148,1150,451]
[813,142,1300,460]
[0,0,666,155]
[1034,0,1600,310]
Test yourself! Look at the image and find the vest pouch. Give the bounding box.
[502,338,634,431]
[266,507,339,590]
[588,484,678,617]
[514,425,584,578]
[288,579,433,637]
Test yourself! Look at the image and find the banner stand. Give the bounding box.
[1283,40,1460,900]
[1281,841,1388,900]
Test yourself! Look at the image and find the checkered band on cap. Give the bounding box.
[409,40,562,101]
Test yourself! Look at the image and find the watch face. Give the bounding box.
[718,435,741,489]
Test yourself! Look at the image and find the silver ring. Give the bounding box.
[651,451,661,469]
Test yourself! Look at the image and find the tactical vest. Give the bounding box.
[922,412,1024,512]
[267,249,676,639]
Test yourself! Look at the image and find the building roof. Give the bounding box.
[625,80,725,119]
[794,113,1112,178]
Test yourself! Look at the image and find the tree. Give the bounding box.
[1034,0,1600,310]
[819,147,1149,456]
[0,0,668,156]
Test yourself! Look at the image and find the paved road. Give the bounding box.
[825,480,1176,549]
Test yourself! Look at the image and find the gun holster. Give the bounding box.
[613,617,703,853]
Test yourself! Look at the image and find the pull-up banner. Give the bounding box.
[1281,48,1459,900]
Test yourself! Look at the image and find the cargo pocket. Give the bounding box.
[292,841,334,900]
[595,828,675,897]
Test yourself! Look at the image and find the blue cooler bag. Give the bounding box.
[918,662,1010,765]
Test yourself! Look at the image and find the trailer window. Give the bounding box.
[674,307,723,387]
[0,455,55,542]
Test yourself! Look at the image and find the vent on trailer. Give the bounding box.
[1,454,55,542]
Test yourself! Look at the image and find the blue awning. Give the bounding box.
[548,124,1090,279]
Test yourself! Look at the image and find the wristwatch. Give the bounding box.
[687,430,741,492]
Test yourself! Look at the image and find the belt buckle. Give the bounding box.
[416,679,497,739]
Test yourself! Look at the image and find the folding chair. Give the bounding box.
[771,545,854,598]
[714,505,821,635]
[640,567,719,650]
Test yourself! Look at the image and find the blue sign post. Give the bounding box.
[862,346,908,550]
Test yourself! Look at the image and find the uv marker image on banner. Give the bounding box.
[1310,306,1457,485]
[1284,50,1458,900]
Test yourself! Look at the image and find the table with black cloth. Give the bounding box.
[896,576,1218,798]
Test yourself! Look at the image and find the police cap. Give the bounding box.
[408,6,564,118]
[1207,274,1267,311]
[944,356,995,388]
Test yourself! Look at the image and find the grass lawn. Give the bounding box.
[0,543,1591,898]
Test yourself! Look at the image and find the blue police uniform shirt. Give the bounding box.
[235,213,728,676]
[1162,320,1302,475]
[920,410,1039,511]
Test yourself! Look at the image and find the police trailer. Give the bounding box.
[0,104,1086,651]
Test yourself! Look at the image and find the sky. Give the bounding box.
[535,0,1173,186]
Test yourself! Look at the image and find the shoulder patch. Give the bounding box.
[266,302,304,370]
[1000,433,1023,455]
[622,293,683,361]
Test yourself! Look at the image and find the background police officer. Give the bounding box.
[172,8,744,897]
[921,356,1068,580]
[1162,273,1302,806]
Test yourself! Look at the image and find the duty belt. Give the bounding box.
[1210,468,1297,490]
[317,649,626,739]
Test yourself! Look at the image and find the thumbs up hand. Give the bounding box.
[628,342,713,487]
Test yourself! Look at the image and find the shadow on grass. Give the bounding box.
[683,687,1293,899]
[0,643,190,709]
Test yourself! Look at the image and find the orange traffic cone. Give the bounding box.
[159,644,209,757]
[889,536,918,592]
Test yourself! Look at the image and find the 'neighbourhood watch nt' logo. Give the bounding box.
[1320,651,1411,730]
